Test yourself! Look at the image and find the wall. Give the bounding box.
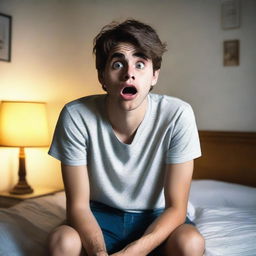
[0,0,255,191]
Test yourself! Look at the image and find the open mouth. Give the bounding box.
[122,86,138,95]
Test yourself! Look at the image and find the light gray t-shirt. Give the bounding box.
[49,93,201,211]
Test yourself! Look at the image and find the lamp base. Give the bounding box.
[10,181,34,195]
[9,147,34,195]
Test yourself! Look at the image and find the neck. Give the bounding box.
[105,97,148,144]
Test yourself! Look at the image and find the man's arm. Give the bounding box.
[111,160,194,256]
[61,164,108,256]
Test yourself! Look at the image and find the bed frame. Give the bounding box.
[193,131,256,187]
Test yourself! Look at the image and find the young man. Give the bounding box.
[48,19,205,256]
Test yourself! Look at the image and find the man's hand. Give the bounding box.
[110,249,142,256]
[110,240,145,256]
[94,251,109,256]
[110,251,127,256]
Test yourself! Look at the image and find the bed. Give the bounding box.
[0,130,256,256]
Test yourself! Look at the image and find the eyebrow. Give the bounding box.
[110,52,125,61]
[109,52,149,61]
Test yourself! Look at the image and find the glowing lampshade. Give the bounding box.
[0,101,49,147]
[0,101,49,194]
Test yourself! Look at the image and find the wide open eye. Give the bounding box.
[135,61,145,69]
[112,61,124,70]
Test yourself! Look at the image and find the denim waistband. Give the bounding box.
[90,201,164,215]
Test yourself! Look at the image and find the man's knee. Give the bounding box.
[48,225,82,255]
[163,225,205,256]
[178,228,205,255]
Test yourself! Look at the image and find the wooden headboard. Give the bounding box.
[193,131,256,187]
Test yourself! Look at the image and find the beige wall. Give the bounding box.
[0,0,255,191]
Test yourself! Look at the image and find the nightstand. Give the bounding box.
[0,187,64,208]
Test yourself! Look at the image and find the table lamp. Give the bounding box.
[0,101,49,195]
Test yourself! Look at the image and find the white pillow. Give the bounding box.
[189,179,256,208]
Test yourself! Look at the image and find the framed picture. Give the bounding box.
[0,13,12,62]
[221,0,240,30]
[223,40,239,66]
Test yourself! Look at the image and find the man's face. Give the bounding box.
[100,42,159,111]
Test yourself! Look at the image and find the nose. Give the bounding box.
[124,74,135,80]
[123,64,135,81]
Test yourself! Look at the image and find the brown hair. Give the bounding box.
[93,19,167,75]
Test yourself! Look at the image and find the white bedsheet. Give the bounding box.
[195,207,256,256]
[189,180,256,256]
[0,180,256,256]
[0,192,66,256]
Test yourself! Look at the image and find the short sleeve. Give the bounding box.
[166,104,201,164]
[48,106,88,166]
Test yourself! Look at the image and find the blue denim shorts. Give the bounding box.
[90,201,195,255]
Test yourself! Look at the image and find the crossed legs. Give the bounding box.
[48,223,205,256]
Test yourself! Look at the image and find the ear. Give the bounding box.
[98,71,104,85]
[98,71,107,91]
[151,69,160,86]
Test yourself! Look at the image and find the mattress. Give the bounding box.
[0,180,256,256]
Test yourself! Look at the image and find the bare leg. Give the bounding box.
[160,224,205,256]
[48,225,84,256]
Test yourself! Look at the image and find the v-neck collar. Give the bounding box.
[102,94,152,148]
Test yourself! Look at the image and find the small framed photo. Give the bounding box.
[0,13,12,62]
[221,0,240,30]
[223,40,239,66]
